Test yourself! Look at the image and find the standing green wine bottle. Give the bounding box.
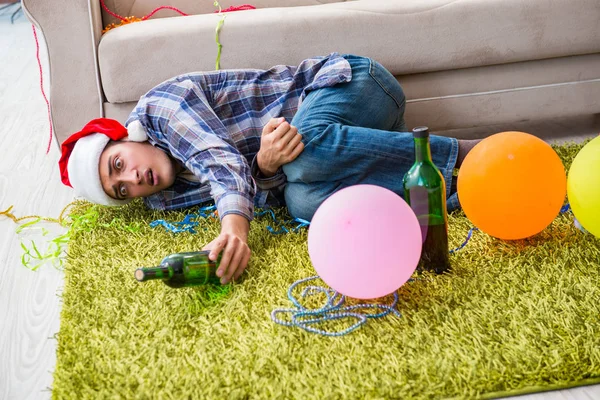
[402,126,451,274]
[135,251,222,288]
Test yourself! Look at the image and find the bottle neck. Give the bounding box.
[135,265,173,281]
[414,137,432,163]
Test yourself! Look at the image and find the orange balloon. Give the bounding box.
[457,131,566,240]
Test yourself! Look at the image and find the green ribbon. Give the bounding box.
[214,1,226,70]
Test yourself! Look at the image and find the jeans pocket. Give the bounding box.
[368,59,406,110]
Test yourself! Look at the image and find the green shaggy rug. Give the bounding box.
[53,142,600,399]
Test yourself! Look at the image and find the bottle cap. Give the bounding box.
[412,126,430,138]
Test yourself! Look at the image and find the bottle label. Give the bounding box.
[406,187,450,274]
[408,187,446,241]
[409,186,431,222]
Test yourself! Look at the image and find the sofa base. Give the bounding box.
[404,79,600,132]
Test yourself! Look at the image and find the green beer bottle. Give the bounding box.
[402,126,451,274]
[135,251,222,288]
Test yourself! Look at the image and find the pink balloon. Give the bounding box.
[307,184,422,299]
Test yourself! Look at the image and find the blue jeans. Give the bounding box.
[283,55,460,221]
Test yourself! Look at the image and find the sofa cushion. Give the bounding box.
[104,53,600,131]
[100,0,350,26]
[98,0,600,104]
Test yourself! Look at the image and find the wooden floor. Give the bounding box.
[1,15,599,400]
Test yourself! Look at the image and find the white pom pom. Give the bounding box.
[127,120,148,142]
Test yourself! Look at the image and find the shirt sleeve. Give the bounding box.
[250,155,287,207]
[163,80,256,221]
[250,155,287,190]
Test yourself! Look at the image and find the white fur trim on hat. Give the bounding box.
[127,120,148,142]
[67,133,130,206]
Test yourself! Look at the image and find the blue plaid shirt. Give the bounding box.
[126,53,351,221]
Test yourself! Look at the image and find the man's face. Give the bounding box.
[99,141,178,200]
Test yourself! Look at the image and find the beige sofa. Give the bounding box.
[23,0,600,145]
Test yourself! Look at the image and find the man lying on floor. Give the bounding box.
[58,53,480,285]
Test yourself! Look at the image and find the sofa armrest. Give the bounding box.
[22,0,104,146]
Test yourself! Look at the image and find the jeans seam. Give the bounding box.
[443,138,459,201]
[448,192,460,212]
[369,59,402,109]
[310,140,413,164]
[293,90,323,144]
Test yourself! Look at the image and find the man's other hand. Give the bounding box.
[257,117,304,177]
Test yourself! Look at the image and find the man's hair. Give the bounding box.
[104,140,118,150]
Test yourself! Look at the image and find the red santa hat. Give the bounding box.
[58,118,148,206]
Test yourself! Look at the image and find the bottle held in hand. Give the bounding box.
[135,251,222,288]
[402,126,451,274]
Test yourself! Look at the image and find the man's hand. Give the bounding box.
[256,117,304,177]
[202,214,251,284]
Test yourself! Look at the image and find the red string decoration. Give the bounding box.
[35,1,256,152]
[215,5,256,12]
[142,6,190,20]
[99,0,256,33]
[99,0,189,33]
[99,0,127,21]
[32,25,53,154]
